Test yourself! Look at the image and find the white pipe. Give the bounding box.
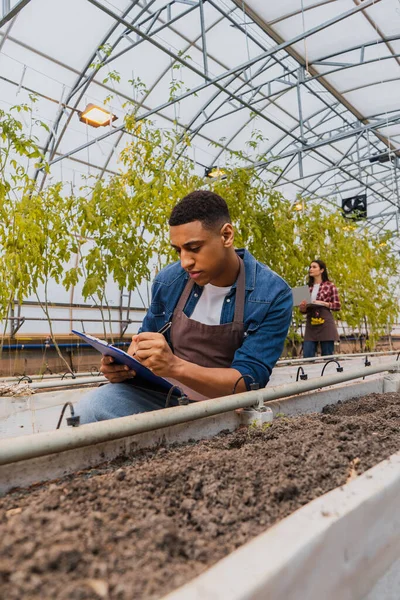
[1,371,102,383]
[1,351,397,386]
[30,376,106,389]
[0,361,398,467]
[278,350,400,366]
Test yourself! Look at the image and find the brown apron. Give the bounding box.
[305,305,339,342]
[169,257,245,389]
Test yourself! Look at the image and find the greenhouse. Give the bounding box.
[1,1,400,599]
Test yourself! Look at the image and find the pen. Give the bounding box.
[157,321,172,335]
[131,322,172,357]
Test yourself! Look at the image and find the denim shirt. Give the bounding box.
[140,249,293,388]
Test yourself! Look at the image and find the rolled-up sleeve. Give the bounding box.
[231,286,293,388]
[329,283,341,311]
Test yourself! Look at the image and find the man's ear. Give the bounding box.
[220,223,234,247]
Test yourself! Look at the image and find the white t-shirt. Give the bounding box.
[190,282,232,325]
[311,283,320,302]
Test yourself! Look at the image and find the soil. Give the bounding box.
[1,391,400,600]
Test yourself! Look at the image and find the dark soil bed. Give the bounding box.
[1,391,400,600]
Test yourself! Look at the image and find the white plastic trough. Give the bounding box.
[163,450,400,600]
[1,369,399,496]
[1,372,399,600]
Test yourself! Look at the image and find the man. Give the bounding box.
[76,190,292,423]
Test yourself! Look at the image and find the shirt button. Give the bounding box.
[226,298,230,303]
[194,293,198,298]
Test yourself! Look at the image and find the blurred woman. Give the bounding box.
[299,260,341,358]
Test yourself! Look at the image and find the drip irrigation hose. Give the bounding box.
[321,359,343,377]
[165,385,188,408]
[232,373,259,394]
[61,371,76,380]
[17,375,33,384]
[296,366,308,381]
[56,402,80,429]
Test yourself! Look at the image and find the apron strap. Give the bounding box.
[173,255,246,323]
[174,277,194,314]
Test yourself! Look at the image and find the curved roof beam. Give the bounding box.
[45,0,381,174]
[41,1,208,184]
[267,0,338,26]
[69,0,160,101]
[303,159,397,203]
[219,49,400,135]
[205,32,400,167]
[276,133,365,188]
[278,145,398,188]
[85,0,378,127]
[341,76,400,95]
[0,0,30,28]
[52,2,225,181]
[44,3,255,180]
[257,124,400,210]
[175,2,390,160]
[234,0,397,160]
[38,0,144,188]
[74,2,285,179]
[98,6,236,177]
[300,159,399,212]
[173,56,286,165]
[190,36,400,158]
[354,0,400,69]
[254,112,400,168]
[210,81,383,171]
[310,33,400,64]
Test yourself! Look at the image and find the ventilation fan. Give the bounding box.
[341,194,367,219]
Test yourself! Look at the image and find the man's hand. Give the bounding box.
[100,355,136,383]
[133,332,179,377]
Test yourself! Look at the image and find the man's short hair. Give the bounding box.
[168,190,231,230]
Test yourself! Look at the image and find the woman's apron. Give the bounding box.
[168,257,246,400]
[305,305,339,342]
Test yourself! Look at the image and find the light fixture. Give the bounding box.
[205,166,227,179]
[79,103,117,128]
[368,152,399,164]
[293,202,304,211]
[369,153,391,164]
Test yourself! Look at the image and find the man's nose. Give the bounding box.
[180,251,195,270]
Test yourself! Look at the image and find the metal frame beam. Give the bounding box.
[0,0,30,28]
[2,0,397,241]
[46,0,376,168]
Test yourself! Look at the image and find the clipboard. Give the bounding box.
[291,285,311,306]
[71,330,173,393]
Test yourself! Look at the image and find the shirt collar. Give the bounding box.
[233,248,256,291]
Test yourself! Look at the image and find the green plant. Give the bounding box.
[1,98,398,362]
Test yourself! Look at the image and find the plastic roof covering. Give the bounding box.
[1,0,400,252]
